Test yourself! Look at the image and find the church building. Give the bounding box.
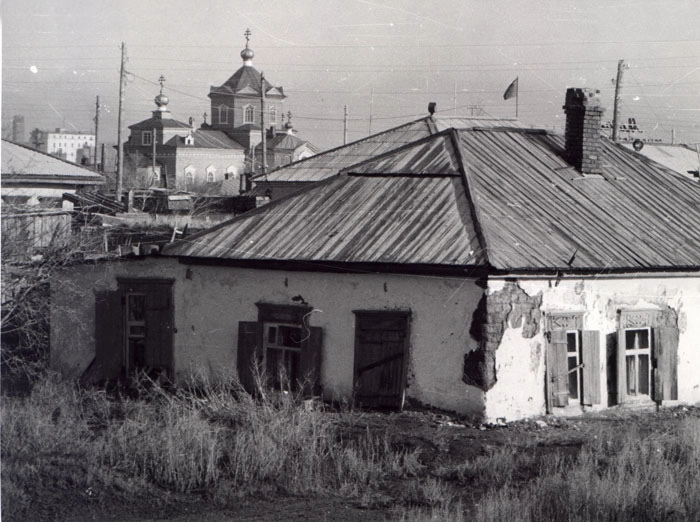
[122,29,316,195]
[204,28,317,175]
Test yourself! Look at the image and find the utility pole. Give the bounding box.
[611,59,626,143]
[343,105,348,145]
[152,127,157,185]
[93,96,100,168]
[260,71,267,176]
[116,42,127,202]
[453,81,457,115]
[368,88,374,136]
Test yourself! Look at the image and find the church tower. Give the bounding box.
[208,29,286,150]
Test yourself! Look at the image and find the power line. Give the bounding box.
[6,39,700,49]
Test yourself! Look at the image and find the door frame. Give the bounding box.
[352,309,411,410]
[117,277,175,379]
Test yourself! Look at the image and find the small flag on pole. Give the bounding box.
[503,77,518,100]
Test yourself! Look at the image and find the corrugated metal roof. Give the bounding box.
[129,117,191,131]
[210,66,284,98]
[166,130,244,150]
[1,140,105,185]
[163,128,700,272]
[622,143,699,181]
[457,130,700,270]
[256,132,311,152]
[164,173,483,265]
[256,116,525,183]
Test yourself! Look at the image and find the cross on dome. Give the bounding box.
[240,28,254,65]
[154,73,169,111]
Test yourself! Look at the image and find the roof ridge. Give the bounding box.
[450,129,491,266]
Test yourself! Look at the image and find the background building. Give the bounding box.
[33,128,95,164]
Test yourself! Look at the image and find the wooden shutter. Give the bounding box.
[616,328,627,404]
[237,321,259,394]
[144,284,174,375]
[546,330,569,409]
[653,327,679,401]
[581,330,601,405]
[300,326,323,397]
[94,290,123,381]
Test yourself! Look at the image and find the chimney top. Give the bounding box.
[428,102,437,116]
[563,87,602,110]
[563,87,605,176]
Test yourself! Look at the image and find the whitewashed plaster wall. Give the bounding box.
[484,274,700,422]
[51,257,485,415]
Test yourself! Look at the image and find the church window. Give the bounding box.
[270,107,277,124]
[244,104,255,124]
[184,165,195,188]
[206,165,216,183]
[219,105,228,124]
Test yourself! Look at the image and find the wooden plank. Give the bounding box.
[547,330,569,408]
[144,284,174,375]
[582,330,601,405]
[654,327,679,401]
[616,328,627,404]
[94,290,123,381]
[300,326,323,397]
[237,321,259,394]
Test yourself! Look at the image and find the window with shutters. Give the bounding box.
[616,310,678,405]
[264,323,303,391]
[238,303,322,396]
[624,328,651,397]
[546,313,600,411]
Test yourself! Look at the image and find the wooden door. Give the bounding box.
[353,311,410,410]
[118,278,174,379]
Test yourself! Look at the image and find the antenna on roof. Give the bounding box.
[428,102,437,116]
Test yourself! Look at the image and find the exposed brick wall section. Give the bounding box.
[563,87,605,175]
[464,283,543,391]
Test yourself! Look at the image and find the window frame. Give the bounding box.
[218,105,228,124]
[142,131,153,146]
[243,104,255,124]
[623,326,652,398]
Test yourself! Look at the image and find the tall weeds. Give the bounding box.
[1,372,415,518]
[473,419,700,522]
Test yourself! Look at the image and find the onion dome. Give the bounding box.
[154,93,169,109]
[240,47,254,63]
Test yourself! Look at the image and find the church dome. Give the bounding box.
[240,47,254,62]
[154,93,169,108]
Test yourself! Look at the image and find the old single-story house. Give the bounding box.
[50,88,700,421]
[2,139,105,209]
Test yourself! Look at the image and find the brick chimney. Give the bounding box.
[563,88,605,175]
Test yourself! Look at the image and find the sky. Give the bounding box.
[2,0,699,151]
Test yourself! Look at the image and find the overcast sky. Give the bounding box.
[2,0,699,150]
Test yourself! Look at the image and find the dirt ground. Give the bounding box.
[17,405,700,522]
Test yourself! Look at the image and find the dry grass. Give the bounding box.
[470,419,700,522]
[3,373,700,521]
[1,372,418,519]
